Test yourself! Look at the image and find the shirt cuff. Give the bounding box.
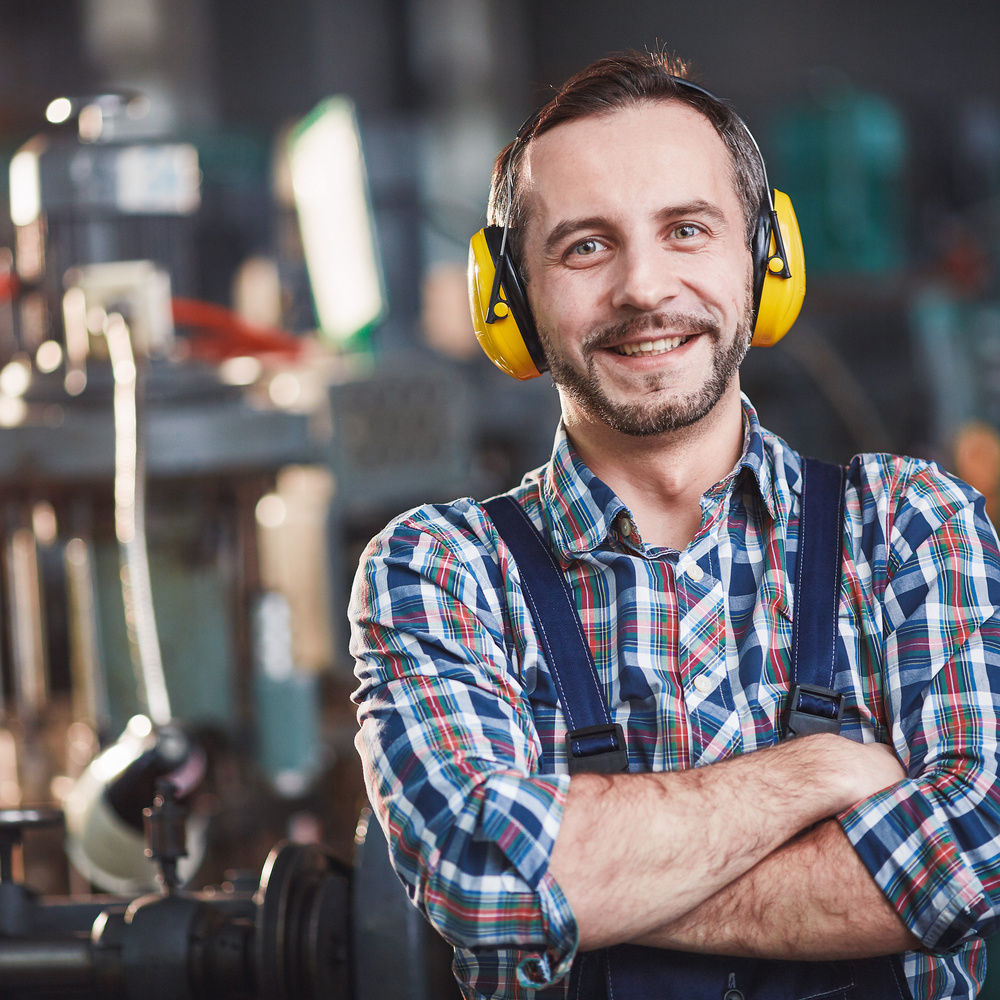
[479,770,579,986]
[516,871,578,989]
[839,780,992,952]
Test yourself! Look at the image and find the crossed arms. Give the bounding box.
[550,733,920,957]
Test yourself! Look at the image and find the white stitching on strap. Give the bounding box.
[504,500,608,727]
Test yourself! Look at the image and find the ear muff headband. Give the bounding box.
[468,77,806,379]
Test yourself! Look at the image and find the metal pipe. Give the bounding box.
[65,534,109,732]
[0,938,94,987]
[5,518,48,720]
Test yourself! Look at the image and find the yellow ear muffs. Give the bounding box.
[468,226,547,380]
[751,189,806,347]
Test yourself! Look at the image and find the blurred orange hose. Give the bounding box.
[0,272,19,302]
[171,297,304,360]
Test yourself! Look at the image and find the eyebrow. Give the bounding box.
[542,217,608,257]
[540,200,730,257]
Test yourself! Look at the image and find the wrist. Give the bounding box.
[781,733,864,815]
[783,733,903,814]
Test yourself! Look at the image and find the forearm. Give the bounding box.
[636,819,920,959]
[549,734,904,950]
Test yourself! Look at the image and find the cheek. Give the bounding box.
[527,276,582,343]
[707,252,754,317]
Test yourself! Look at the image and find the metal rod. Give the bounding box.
[62,285,89,396]
[5,518,47,719]
[64,534,109,731]
[0,939,94,987]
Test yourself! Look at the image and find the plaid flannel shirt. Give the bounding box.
[350,396,1000,999]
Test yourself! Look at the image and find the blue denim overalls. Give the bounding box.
[484,460,912,1000]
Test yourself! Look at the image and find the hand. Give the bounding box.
[790,733,906,813]
[846,740,906,803]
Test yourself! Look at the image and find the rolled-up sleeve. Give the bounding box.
[350,502,577,990]
[839,466,1000,954]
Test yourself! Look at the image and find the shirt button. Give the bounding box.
[693,675,712,693]
[620,517,632,537]
[520,957,548,984]
[683,562,704,582]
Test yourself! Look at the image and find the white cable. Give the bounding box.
[104,312,172,727]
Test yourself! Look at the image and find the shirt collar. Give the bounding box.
[541,428,628,558]
[736,394,786,524]
[539,395,793,558]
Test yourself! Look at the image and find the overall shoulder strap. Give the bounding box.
[782,456,848,739]
[482,495,628,773]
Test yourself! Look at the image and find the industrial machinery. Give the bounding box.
[0,81,499,1000]
[0,794,454,999]
[0,797,337,1000]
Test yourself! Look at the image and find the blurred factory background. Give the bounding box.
[1,0,1000,996]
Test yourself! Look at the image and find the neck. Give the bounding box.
[562,381,745,550]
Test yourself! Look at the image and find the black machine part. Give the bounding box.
[143,778,189,893]
[0,805,461,999]
[0,802,351,999]
[106,725,194,832]
[255,840,351,1000]
[351,808,458,1000]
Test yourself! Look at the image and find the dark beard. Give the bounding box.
[541,309,752,437]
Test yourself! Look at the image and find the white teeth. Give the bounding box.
[615,335,688,357]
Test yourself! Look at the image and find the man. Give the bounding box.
[350,51,1000,999]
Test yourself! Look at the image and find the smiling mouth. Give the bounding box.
[613,335,690,357]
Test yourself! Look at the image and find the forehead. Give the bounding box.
[520,101,741,234]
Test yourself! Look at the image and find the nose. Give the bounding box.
[609,239,680,312]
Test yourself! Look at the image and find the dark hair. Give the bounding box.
[488,50,766,260]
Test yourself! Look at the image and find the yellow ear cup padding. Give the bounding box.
[752,190,806,348]
[467,228,543,380]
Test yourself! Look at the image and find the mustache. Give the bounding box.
[583,312,721,352]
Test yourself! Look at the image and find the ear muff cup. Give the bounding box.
[468,226,547,380]
[750,189,805,347]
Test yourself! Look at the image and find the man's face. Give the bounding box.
[519,101,754,437]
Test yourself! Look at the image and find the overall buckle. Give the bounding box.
[783,683,844,739]
[566,723,629,774]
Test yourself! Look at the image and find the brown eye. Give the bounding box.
[673,224,701,239]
